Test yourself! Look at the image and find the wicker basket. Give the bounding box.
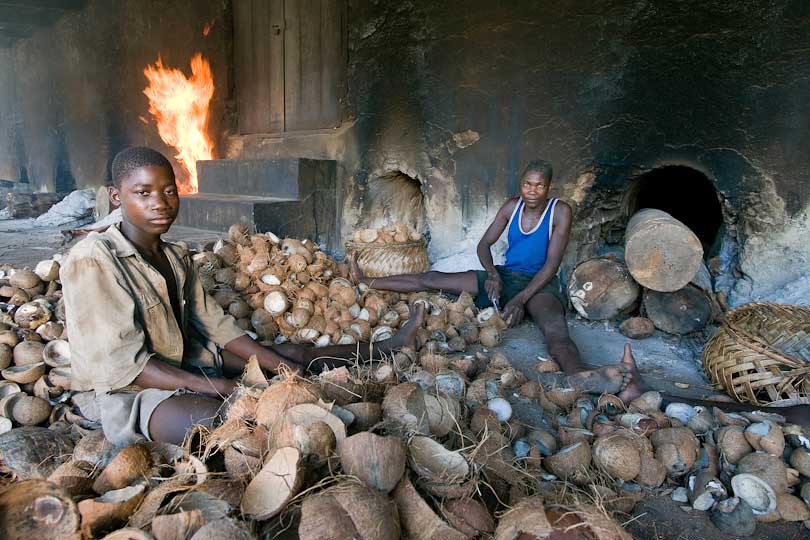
[702,302,810,406]
[345,238,429,278]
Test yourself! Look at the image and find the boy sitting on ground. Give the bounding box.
[63,147,423,446]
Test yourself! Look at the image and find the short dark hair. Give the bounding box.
[522,159,553,181]
[111,147,174,187]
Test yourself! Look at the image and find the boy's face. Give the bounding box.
[110,165,179,236]
[520,171,551,209]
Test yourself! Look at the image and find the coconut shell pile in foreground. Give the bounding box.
[0,225,808,539]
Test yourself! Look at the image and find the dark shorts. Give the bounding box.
[474,266,566,311]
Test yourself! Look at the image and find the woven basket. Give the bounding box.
[345,238,429,278]
[702,302,810,406]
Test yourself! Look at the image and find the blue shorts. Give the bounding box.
[474,266,566,311]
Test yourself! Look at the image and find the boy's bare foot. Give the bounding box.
[348,252,365,284]
[618,343,650,403]
[388,304,425,350]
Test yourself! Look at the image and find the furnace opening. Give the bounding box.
[361,170,426,233]
[626,166,723,255]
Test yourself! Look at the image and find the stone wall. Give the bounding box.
[4,0,810,303]
[0,0,230,192]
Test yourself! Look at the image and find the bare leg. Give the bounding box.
[147,393,224,446]
[617,343,810,426]
[526,293,630,394]
[349,252,478,295]
[272,305,427,373]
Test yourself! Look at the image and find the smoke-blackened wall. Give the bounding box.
[0,0,231,192]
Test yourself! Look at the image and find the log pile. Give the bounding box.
[6,192,67,219]
[568,209,716,336]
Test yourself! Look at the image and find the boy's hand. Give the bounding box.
[502,297,526,327]
[484,272,502,304]
[209,377,238,398]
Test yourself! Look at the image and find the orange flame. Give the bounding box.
[143,54,214,194]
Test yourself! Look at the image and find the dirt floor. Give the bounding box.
[2,217,806,540]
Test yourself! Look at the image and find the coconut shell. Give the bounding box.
[10,270,41,290]
[189,518,253,540]
[13,302,51,330]
[716,426,753,465]
[78,484,147,538]
[424,393,461,436]
[47,460,96,497]
[709,497,756,537]
[272,418,336,461]
[776,493,810,521]
[545,387,581,410]
[92,444,152,494]
[151,510,206,540]
[441,498,495,536]
[478,326,501,348]
[278,403,346,447]
[788,447,810,477]
[592,431,642,481]
[11,394,51,425]
[0,479,81,540]
[544,441,592,484]
[34,260,60,281]
[254,375,322,427]
[392,476,468,540]
[339,432,406,493]
[650,427,699,478]
[73,429,117,467]
[299,482,400,540]
[731,473,778,516]
[343,402,382,431]
[408,435,469,485]
[241,446,303,519]
[744,422,785,456]
[382,382,430,435]
[13,340,45,366]
[299,489,361,539]
[636,447,667,488]
[736,452,789,493]
[0,426,73,478]
[223,446,262,481]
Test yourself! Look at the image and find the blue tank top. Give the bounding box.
[503,197,558,274]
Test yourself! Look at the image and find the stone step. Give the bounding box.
[196,158,325,199]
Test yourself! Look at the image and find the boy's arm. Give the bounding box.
[476,199,518,300]
[184,258,300,375]
[135,357,236,397]
[502,201,572,326]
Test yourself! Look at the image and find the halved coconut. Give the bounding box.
[382,382,430,435]
[0,479,80,540]
[664,402,696,425]
[343,402,381,431]
[441,497,495,537]
[92,444,152,494]
[277,403,347,449]
[478,326,501,348]
[736,452,789,494]
[392,476,468,540]
[424,393,460,437]
[338,432,406,493]
[716,426,753,465]
[10,269,41,290]
[189,518,253,540]
[151,510,206,540]
[486,397,513,422]
[78,484,147,537]
[687,470,727,510]
[744,422,785,456]
[13,341,45,366]
[788,447,810,477]
[13,302,51,330]
[11,394,51,425]
[0,329,18,347]
[299,481,399,540]
[408,435,469,485]
[241,446,302,520]
[35,321,64,342]
[709,497,756,537]
[263,290,289,316]
[47,460,96,497]
[545,387,581,410]
[650,427,699,478]
[730,473,777,516]
[0,380,20,399]
[34,260,60,281]
[43,339,70,368]
[776,493,810,521]
[254,373,321,427]
[544,441,592,484]
[2,362,46,384]
[592,431,642,481]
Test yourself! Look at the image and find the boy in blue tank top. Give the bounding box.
[351,160,637,397]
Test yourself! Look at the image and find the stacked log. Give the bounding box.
[568,258,640,320]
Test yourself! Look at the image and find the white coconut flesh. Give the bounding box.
[0,416,11,434]
[44,339,71,367]
[486,397,513,422]
[263,291,289,315]
[665,403,697,424]
[283,403,347,446]
[241,447,302,519]
[96,484,146,503]
[731,473,777,515]
[260,273,282,286]
[408,435,469,483]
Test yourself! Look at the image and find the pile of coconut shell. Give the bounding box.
[352,222,424,244]
[194,224,504,350]
[0,259,73,435]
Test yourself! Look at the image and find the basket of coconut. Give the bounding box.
[703,302,810,406]
[346,222,429,278]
